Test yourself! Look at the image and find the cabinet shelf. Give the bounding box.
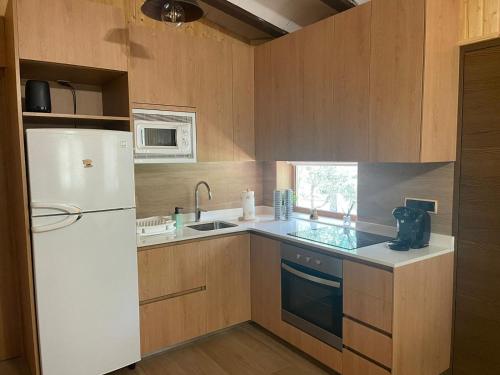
[22,112,130,127]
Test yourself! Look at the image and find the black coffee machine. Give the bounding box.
[388,206,431,251]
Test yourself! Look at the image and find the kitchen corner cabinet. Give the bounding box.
[250,234,453,375]
[250,235,343,373]
[255,17,335,162]
[17,0,128,71]
[255,0,459,163]
[138,234,251,355]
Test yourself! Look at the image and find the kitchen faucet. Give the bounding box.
[194,181,212,222]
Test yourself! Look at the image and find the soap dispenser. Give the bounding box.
[174,207,184,230]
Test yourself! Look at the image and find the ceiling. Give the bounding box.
[199,0,371,42]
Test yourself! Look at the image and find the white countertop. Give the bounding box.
[137,208,454,269]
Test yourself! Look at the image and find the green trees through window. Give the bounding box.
[295,163,357,215]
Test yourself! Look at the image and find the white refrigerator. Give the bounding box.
[26,129,141,375]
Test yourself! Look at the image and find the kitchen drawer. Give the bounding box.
[139,289,207,354]
[343,349,391,375]
[343,318,392,368]
[343,260,393,333]
[138,242,206,302]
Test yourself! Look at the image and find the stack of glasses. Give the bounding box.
[273,190,282,220]
[284,189,293,221]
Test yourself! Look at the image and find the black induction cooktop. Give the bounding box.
[288,226,392,251]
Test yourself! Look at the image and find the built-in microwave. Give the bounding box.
[133,108,196,163]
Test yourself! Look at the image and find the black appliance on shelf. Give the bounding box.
[280,242,343,351]
[388,206,430,251]
[25,80,51,113]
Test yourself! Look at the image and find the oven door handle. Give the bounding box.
[281,263,341,289]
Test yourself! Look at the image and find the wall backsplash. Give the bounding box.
[135,162,264,218]
[135,161,455,235]
[357,163,455,235]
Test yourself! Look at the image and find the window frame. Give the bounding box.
[292,162,358,221]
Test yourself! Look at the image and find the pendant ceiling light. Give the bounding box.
[141,0,204,25]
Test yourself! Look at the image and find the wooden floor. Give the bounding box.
[112,324,333,375]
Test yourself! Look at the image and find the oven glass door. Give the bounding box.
[142,127,178,148]
[281,260,343,343]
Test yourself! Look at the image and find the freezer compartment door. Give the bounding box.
[32,209,140,375]
[26,129,135,216]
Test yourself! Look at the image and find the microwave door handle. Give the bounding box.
[281,263,341,288]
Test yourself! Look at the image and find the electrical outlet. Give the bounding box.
[405,198,438,214]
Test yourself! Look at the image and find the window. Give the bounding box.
[294,163,358,219]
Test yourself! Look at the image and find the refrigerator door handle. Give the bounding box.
[31,202,82,215]
[32,214,83,233]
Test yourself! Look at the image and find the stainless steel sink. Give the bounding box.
[187,221,238,231]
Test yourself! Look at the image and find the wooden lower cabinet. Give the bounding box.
[343,260,393,333]
[138,234,251,355]
[206,234,251,332]
[137,241,206,302]
[139,234,453,374]
[251,234,453,375]
[343,349,390,375]
[140,290,207,354]
[343,318,392,369]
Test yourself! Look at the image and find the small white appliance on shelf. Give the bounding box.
[26,129,140,375]
[133,108,196,164]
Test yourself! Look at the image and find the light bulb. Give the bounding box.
[161,0,186,25]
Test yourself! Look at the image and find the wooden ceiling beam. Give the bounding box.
[199,0,288,38]
[320,0,357,12]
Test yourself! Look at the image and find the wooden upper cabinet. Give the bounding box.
[296,16,335,161]
[17,0,127,71]
[255,0,459,163]
[369,0,459,162]
[269,32,300,161]
[232,42,255,161]
[369,0,425,162]
[333,3,371,162]
[194,37,234,162]
[129,25,196,107]
[254,42,275,161]
[255,17,335,162]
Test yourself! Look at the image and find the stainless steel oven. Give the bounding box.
[281,243,343,350]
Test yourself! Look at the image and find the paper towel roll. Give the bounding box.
[241,190,256,220]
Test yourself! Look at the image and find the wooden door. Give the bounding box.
[333,4,371,162]
[206,235,251,332]
[232,41,255,161]
[129,25,196,107]
[250,235,282,334]
[17,0,128,71]
[194,37,234,161]
[368,0,425,162]
[454,44,500,375]
[296,17,335,161]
